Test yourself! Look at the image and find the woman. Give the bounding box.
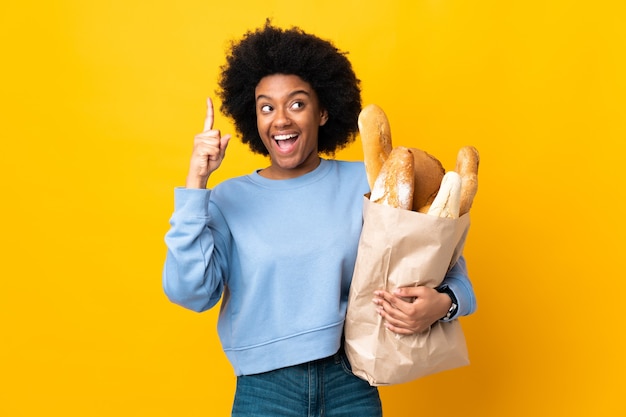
[163,21,476,416]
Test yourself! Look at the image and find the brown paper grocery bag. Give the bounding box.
[344,196,471,386]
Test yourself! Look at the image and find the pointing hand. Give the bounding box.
[186,97,231,188]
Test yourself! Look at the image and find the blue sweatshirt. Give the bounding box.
[163,159,476,376]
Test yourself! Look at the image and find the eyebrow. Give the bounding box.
[256,89,311,102]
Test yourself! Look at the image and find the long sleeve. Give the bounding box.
[162,188,230,312]
[161,160,372,376]
[439,255,477,319]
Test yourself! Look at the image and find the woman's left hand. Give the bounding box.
[372,286,451,335]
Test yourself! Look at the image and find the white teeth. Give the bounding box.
[274,134,297,140]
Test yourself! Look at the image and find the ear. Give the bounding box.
[319,109,329,126]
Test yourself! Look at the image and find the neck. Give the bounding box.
[259,155,321,180]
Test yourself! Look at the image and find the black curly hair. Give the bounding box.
[217,20,362,156]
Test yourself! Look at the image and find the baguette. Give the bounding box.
[455,146,480,215]
[427,171,462,218]
[370,146,414,210]
[359,104,393,190]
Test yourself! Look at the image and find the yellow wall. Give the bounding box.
[1,1,624,416]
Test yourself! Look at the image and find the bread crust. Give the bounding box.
[408,147,446,213]
[455,146,480,215]
[359,104,477,215]
[427,171,462,218]
[359,104,393,190]
[370,146,414,210]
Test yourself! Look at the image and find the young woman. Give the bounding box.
[163,21,476,417]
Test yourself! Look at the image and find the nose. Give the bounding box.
[273,107,292,128]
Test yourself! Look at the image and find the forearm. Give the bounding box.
[438,255,477,319]
[162,187,227,312]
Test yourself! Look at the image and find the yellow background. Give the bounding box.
[1,1,624,416]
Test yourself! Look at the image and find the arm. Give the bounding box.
[162,188,231,312]
[435,256,477,320]
[162,98,232,312]
[372,255,476,335]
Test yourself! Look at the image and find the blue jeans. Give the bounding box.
[231,348,382,416]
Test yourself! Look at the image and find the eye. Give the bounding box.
[290,101,305,110]
[260,104,273,113]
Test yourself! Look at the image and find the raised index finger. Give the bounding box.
[203,97,214,131]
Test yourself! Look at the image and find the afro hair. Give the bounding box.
[217,20,362,156]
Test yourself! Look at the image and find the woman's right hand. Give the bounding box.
[186,97,231,189]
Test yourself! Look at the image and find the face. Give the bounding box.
[255,74,328,179]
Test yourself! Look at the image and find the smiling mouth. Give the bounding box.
[274,133,298,149]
